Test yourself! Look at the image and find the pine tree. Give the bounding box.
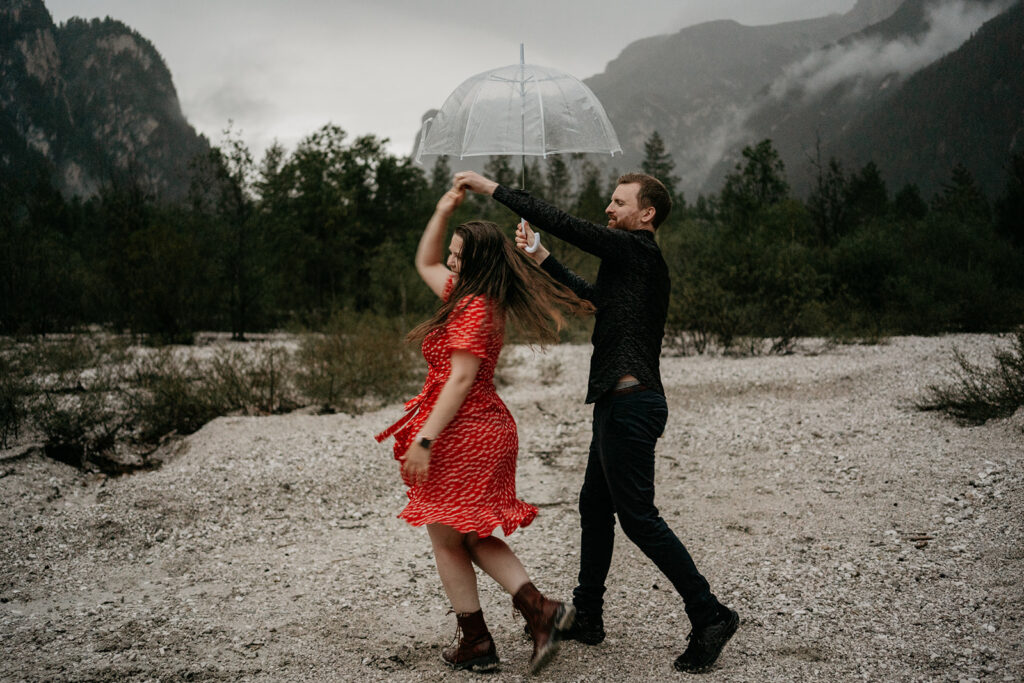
[430,155,452,197]
[573,161,606,224]
[893,183,928,223]
[545,156,571,207]
[933,163,990,223]
[807,155,849,245]
[641,131,683,208]
[484,156,518,189]
[845,161,889,228]
[525,158,546,198]
[994,152,1024,248]
[719,139,789,230]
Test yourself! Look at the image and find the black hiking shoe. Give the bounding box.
[562,609,605,645]
[524,608,605,645]
[672,608,739,673]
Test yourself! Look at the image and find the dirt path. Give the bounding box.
[2,335,1021,682]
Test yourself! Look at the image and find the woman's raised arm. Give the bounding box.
[415,188,465,298]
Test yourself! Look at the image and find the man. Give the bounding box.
[454,170,739,674]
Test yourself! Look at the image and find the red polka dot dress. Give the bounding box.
[376,276,538,537]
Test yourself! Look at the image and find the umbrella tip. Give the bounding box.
[520,43,524,65]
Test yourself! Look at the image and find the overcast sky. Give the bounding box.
[46,0,857,160]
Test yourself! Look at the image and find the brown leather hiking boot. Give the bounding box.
[441,610,499,672]
[512,582,575,675]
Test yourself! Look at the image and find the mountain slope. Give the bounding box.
[581,0,904,196]
[707,0,1019,197]
[826,0,1024,196]
[0,0,208,199]
[0,0,72,185]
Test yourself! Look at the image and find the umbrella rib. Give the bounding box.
[460,78,490,159]
[431,63,619,159]
[549,73,576,154]
[534,78,546,157]
[492,74,535,85]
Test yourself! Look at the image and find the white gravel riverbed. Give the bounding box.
[1,334,1021,682]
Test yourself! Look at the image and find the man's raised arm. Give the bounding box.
[454,171,629,262]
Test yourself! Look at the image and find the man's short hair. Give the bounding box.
[618,173,672,229]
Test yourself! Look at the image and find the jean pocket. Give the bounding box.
[609,393,668,440]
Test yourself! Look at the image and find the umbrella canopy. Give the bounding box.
[415,49,621,164]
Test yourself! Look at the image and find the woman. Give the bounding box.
[376,186,593,675]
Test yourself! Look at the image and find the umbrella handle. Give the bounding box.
[523,226,542,254]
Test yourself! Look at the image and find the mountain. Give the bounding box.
[581,0,905,197]
[705,0,1020,197]
[0,0,208,199]
[824,0,1024,197]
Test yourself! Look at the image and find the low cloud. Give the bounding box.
[769,0,1012,100]
[689,0,1012,192]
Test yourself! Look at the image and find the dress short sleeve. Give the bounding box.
[446,295,494,360]
[441,274,455,302]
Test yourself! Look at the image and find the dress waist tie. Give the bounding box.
[374,379,444,443]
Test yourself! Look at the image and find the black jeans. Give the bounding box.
[573,389,718,626]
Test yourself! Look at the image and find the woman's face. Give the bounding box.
[447,234,464,277]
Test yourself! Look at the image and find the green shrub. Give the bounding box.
[917,329,1024,424]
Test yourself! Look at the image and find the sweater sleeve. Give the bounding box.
[494,185,631,262]
[540,254,597,304]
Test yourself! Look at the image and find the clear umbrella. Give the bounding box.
[415,45,621,187]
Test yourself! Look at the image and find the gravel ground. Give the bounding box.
[1,334,1022,682]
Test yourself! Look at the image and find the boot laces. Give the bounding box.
[446,609,463,650]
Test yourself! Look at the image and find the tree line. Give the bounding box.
[1,125,1022,347]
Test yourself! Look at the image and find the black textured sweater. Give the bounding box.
[494,185,670,403]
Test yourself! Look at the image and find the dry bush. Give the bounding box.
[11,336,131,456]
[34,364,130,467]
[128,345,301,442]
[917,329,1024,424]
[27,334,129,375]
[206,346,299,415]
[0,353,29,448]
[295,311,418,412]
[126,349,229,442]
[11,324,417,466]
[538,357,563,386]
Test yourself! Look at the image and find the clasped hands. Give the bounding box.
[437,171,498,216]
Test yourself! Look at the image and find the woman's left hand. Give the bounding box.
[436,187,465,216]
[399,442,431,485]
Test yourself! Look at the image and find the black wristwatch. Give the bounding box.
[418,436,433,449]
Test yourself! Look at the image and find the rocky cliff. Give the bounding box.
[0,0,207,199]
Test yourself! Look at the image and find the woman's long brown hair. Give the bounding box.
[407,221,594,345]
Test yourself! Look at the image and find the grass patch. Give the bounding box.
[917,329,1024,424]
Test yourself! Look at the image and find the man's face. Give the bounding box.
[605,183,645,231]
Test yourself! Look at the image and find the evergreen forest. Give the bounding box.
[2,125,1023,349]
